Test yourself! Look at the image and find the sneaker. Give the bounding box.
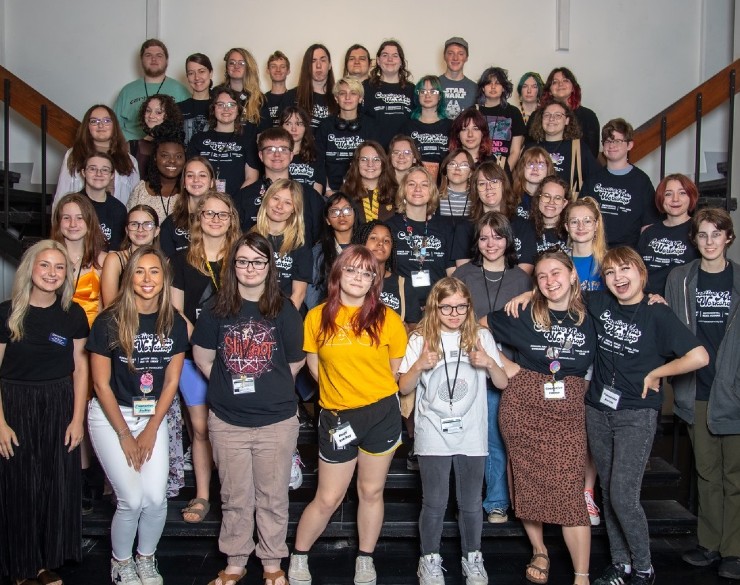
[584,489,601,526]
[289,450,304,490]
[593,563,631,585]
[682,545,721,566]
[354,556,377,585]
[486,508,508,523]
[407,448,420,471]
[461,551,488,585]
[111,558,143,585]
[288,553,311,585]
[135,554,163,585]
[631,567,655,585]
[183,446,193,471]
[418,553,445,585]
[719,556,740,580]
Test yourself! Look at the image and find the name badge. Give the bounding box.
[600,385,622,410]
[132,397,156,417]
[441,416,463,433]
[215,179,227,193]
[411,270,431,287]
[49,332,68,346]
[232,375,256,395]
[331,421,357,448]
[544,380,566,400]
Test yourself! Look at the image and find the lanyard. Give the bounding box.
[482,266,506,315]
[402,215,429,268]
[143,78,167,98]
[205,260,220,291]
[546,310,574,381]
[440,337,463,410]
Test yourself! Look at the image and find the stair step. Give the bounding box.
[82,499,695,539]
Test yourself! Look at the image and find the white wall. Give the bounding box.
[0,0,735,189]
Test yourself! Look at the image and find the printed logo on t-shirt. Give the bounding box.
[328,134,364,151]
[174,227,191,241]
[599,309,642,345]
[514,237,522,252]
[487,117,512,142]
[593,183,631,206]
[549,152,565,170]
[274,252,294,271]
[380,291,401,311]
[533,322,588,349]
[312,103,329,122]
[100,223,112,242]
[647,238,687,257]
[395,231,443,254]
[289,163,316,181]
[696,289,731,309]
[220,319,276,377]
[133,332,175,353]
[410,131,448,146]
[374,92,411,107]
[202,139,243,154]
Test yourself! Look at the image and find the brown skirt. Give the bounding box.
[498,368,589,526]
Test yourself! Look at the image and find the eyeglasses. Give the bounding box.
[227,59,246,67]
[201,210,231,221]
[342,265,375,281]
[602,138,630,146]
[477,178,501,190]
[447,161,471,170]
[567,217,595,228]
[542,112,566,121]
[328,206,354,218]
[526,162,547,170]
[438,303,469,316]
[359,156,382,165]
[417,89,440,95]
[127,221,156,231]
[540,193,565,203]
[391,149,413,157]
[215,101,238,110]
[85,165,113,176]
[235,258,268,270]
[261,145,291,155]
[88,117,113,126]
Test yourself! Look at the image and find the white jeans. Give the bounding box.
[88,399,169,560]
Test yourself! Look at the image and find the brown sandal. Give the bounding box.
[36,570,63,585]
[263,569,286,585]
[181,497,210,523]
[526,553,550,584]
[207,569,246,585]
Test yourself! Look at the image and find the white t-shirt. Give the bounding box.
[400,328,502,456]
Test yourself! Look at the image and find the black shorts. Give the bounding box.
[318,393,402,463]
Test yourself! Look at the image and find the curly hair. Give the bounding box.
[352,219,398,274]
[137,94,183,137]
[528,100,582,142]
[145,135,185,197]
[208,85,245,135]
[530,175,570,240]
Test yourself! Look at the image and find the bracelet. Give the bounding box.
[116,426,131,438]
[118,431,132,441]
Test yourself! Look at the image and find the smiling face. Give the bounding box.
[662,179,691,220]
[32,249,67,295]
[520,76,539,105]
[184,160,213,198]
[695,220,732,263]
[536,258,575,308]
[200,196,232,238]
[81,155,113,191]
[538,181,567,221]
[378,44,401,78]
[126,209,159,247]
[358,146,383,182]
[365,224,393,266]
[476,174,503,211]
[265,188,295,228]
[550,71,573,100]
[405,169,432,209]
[214,92,239,126]
[444,44,468,74]
[542,103,569,140]
[88,107,114,143]
[259,138,293,173]
[132,253,164,303]
[603,261,644,305]
[326,198,355,235]
[446,152,472,187]
[478,225,507,264]
[565,205,597,244]
[336,83,361,113]
[59,202,87,242]
[155,142,186,179]
[602,131,633,164]
[144,98,165,130]
[186,60,212,94]
[390,139,415,172]
[268,58,289,83]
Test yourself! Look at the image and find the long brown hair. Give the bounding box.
[341,141,397,206]
[213,233,284,319]
[51,192,106,270]
[186,192,241,277]
[296,44,338,118]
[68,104,134,176]
[469,161,517,220]
[530,175,570,240]
[170,156,216,232]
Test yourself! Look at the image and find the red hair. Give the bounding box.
[319,245,386,346]
[654,173,699,214]
[448,108,492,159]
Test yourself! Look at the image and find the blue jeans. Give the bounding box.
[586,406,657,572]
[482,384,509,512]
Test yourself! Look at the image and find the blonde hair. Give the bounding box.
[531,250,586,328]
[8,240,75,341]
[223,47,266,125]
[252,179,305,255]
[395,166,440,215]
[565,196,607,265]
[187,192,241,277]
[414,277,479,355]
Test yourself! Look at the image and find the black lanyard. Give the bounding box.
[482,266,506,314]
[440,337,463,410]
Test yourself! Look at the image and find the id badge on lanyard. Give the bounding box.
[132,371,157,416]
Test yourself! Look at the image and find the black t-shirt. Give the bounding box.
[488,306,595,378]
[87,192,127,251]
[574,106,601,158]
[478,103,526,161]
[267,234,313,298]
[159,216,191,257]
[265,88,296,127]
[86,310,188,407]
[186,128,259,197]
[586,291,702,411]
[401,118,452,164]
[362,80,414,147]
[638,219,699,295]
[0,298,89,381]
[314,114,377,190]
[695,264,733,400]
[514,220,567,266]
[289,152,326,192]
[386,213,456,305]
[533,139,597,195]
[515,192,533,220]
[309,92,331,129]
[191,299,304,427]
[380,272,422,324]
[171,251,221,326]
[581,165,658,248]
[179,98,211,147]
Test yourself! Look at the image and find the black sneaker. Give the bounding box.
[631,568,655,585]
[593,563,631,585]
[719,556,740,580]
[682,545,721,567]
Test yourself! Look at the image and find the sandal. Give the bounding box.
[37,570,63,585]
[207,569,246,585]
[181,497,210,523]
[263,569,286,585]
[526,553,550,584]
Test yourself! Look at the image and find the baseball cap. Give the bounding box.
[444,37,469,53]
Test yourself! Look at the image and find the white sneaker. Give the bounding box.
[290,450,304,490]
[418,553,445,585]
[183,446,193,471]
[135,554,163,585]
[461,551,488,585]
[585,489,601,526]
[288,553,312,585]
[111,558,143,585]
[354,556,377,585]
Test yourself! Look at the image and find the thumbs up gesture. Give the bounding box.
[469,338,493,370]
[415,340,440,371]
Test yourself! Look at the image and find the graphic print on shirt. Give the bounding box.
[219,318,277,378]
[549,152,565,172]
[290,162,316,183]
[598,309,642,354]
[591,183,632,215]
[380,290,401,311]
[696,289,731,316]
[425,359,475,416]
[647,238,688,259]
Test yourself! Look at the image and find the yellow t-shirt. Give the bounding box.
[304,303,408,410]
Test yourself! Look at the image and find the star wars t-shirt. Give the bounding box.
[438,75,477,119]
[638,219,698,295]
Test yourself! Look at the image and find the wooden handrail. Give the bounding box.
[0,65,79,148]
[631,59,740,163]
